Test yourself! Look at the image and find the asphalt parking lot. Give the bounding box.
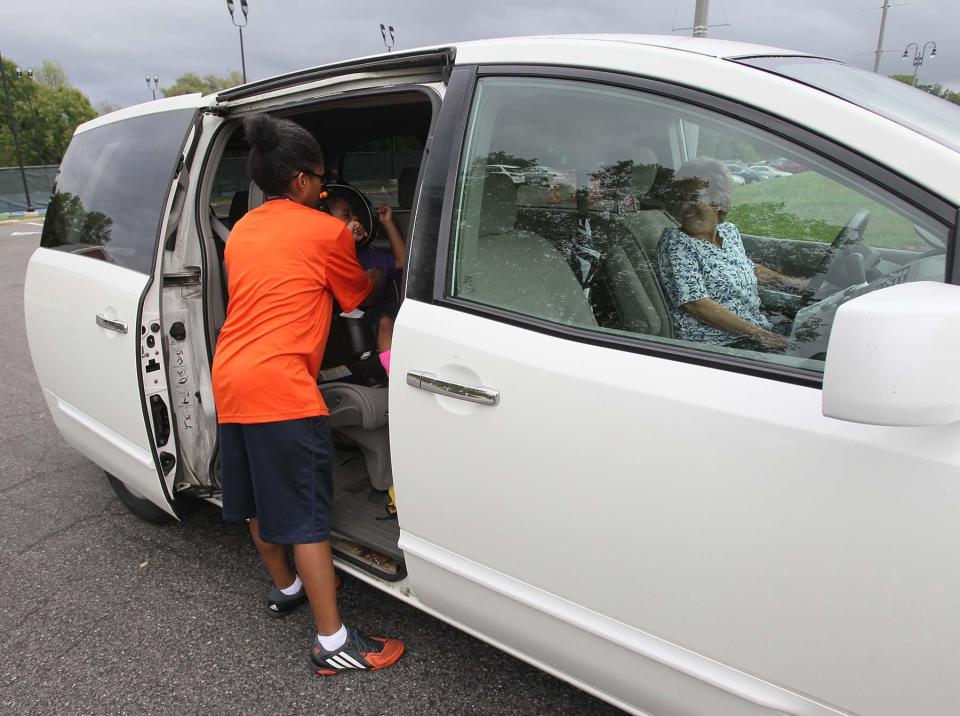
[0,219,621,715]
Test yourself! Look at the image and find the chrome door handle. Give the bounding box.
[406,370,500,406]
[96,313,128,334]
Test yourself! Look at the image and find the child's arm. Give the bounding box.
[378,205,406,270]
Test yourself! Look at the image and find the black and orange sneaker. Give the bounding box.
[266,582,306,618]
[309,626,405,675]
[266,574,342,618]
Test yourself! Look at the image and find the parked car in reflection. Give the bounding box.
[722,159,762,183]
[486,163,525,184]
[749,163,792,180]
[523,164,565,186]
[769,157,808,173]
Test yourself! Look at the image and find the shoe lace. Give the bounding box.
[348,628,377,655]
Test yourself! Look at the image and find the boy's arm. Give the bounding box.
[378,205,407,270]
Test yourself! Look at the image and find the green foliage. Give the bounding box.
[727,201,839,243]
[162,71,245,97]
[729,171,925,250]
[0,58,96,165]
[890,73,960,105]
[95,100,122,116]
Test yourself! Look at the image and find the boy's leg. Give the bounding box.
[377,315,394,352]
[293,540,341,635]
[249,517,296,589]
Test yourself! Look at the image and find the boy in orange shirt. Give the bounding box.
[212,113,404,675]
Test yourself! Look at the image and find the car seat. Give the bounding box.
[317,309,392,491]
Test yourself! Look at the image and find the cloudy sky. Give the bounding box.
[2,0,956,108]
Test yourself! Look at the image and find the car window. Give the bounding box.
[41,109,196,274]
[209,149,250,223]
[340,135,423,207]
[446,77,950,376]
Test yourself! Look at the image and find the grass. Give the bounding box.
[727,171,927,250]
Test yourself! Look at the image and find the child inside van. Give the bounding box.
[327,194,405,373]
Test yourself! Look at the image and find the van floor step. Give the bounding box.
[331,452,402,564]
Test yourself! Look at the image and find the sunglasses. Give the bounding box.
[297,169,328,199]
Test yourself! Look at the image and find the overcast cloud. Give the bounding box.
[1,0,956,108]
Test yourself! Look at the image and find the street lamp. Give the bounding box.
[0,49,33,212]
[15,67,37,156]
[145,74,160,100]
[380,24,395,52]
[226,0,249,84]
[902,41,937,87]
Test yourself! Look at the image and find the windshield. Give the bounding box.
[735,56,960,153]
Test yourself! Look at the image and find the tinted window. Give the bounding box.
[736,57,960,153]
[448,77,950,376]
[41,109,195,274]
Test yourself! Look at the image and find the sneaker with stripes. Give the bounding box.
[309,625,405,675]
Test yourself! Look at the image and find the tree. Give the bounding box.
[890,73,960,106]
[162,71,244,97]
[0,57,96,166]
[95,100,122,116]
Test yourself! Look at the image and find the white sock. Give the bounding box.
[279,575,302,596]
[317,623,348,651]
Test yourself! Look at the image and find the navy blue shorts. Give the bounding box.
[219,415,333,544]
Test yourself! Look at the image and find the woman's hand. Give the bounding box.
[378,205,394,226]
[683,298,788,351]
[752,329,788,351]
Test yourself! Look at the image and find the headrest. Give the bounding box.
[479,174,518,236]
[397,166,418,209]
[227,190,249,228]
[247,181,264,211]
[629,147,659,198]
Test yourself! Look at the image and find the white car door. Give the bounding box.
[390,69,960,715]
[24,96,205,517]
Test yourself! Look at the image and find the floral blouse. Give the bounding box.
[656,222,771,345]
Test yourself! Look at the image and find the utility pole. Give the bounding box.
[873,0,890,73]
[0,50,33,212]
[693,0,710,38]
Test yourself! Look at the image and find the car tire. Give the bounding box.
[105,471,174,524]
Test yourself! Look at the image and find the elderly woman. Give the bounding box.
[656,157,804,350]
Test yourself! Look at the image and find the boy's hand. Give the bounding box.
[347,219,367,243]
[378,205,393,225]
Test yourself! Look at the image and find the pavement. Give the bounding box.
[0,220,621,716]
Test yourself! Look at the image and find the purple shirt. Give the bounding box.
[357,246,399,284]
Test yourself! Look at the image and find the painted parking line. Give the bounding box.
[11,231,41,236]
[26,222,44,226]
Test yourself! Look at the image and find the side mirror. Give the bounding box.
[822,281,960,426]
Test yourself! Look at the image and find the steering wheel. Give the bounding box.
[805,208,870,300]
[322,183,381,248]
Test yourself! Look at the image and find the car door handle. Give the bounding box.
[96,313,128,334]
[406,370,500,406]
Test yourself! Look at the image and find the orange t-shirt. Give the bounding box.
[212,199,372,423]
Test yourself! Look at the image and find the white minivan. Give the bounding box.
[23,35,960,716]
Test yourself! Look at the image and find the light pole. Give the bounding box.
[902,41,937,87]
[0,50,33,212]
[380,24,395,52]
[226,0,249,84]
[145,74,159,100]
[15,67,36,145]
